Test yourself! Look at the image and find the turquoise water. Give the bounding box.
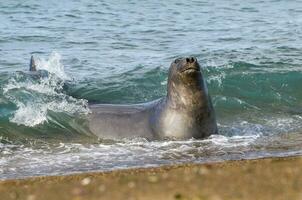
[1,0,302,179]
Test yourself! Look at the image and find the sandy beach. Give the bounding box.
[1,156,302,200]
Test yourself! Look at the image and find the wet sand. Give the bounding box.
[1,156,302,200]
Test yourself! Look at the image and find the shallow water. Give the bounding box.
[1,0,302,180]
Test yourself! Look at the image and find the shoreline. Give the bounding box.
[1,156,302,200]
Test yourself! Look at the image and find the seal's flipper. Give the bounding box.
[29,55,37,72]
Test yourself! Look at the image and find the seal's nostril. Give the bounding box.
[190,57,195,63]
[186,58,190,63]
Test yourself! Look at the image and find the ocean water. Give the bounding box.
[1,0,302,180]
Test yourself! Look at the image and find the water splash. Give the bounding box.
[3,53,89,127]
[35,52,70,80]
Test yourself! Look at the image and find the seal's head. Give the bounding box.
[158,57,216,139]
[167,57,208,109]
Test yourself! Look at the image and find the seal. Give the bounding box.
[88,57,218,140]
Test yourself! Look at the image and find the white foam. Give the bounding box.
[10,97,88,127]
[36,52,70,80]
[3,76,59,95]
[207,134,259,147]
[4,52,89,127]
[207,72,225,87]
[2,130,302,180]
[10,102,47,126]
[264,116,302,133]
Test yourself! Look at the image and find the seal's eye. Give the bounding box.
[174,58,181,64]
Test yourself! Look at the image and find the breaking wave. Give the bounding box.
[2,52,89,127]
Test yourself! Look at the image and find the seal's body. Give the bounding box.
[88,100,159,139]
[88,57,218,140]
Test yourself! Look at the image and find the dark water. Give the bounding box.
[1,0,302,180]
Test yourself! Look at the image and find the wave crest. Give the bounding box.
[3,52,89,127]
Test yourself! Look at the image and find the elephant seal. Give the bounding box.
[88,57,218,140]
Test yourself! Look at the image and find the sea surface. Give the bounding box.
[1,0,302,180]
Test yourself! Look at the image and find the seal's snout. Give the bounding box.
[181,57,200,73]
[185,57,196,64]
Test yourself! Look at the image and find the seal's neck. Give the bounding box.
[166,77,209,112]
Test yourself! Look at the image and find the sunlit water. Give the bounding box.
[1,0,302,180]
